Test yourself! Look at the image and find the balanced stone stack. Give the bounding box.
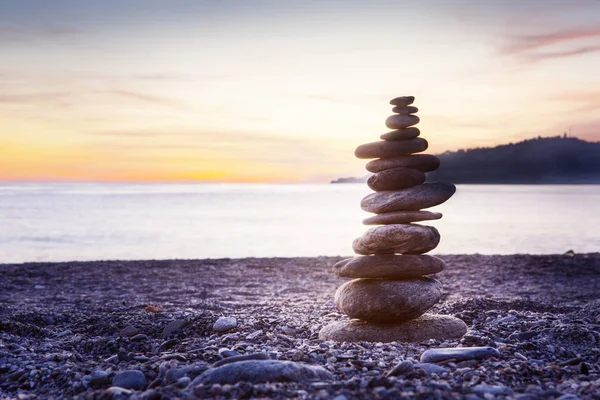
[319,96,468,343]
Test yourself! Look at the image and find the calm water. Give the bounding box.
[0,183,599,263]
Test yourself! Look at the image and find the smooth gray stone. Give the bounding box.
[386,360,414,377]
[334,278,442,323]
[380,127,420,141]
[414,362,449,376]
[353,224,440,255]
[354,138,428,159]
[367,167,426,191]
[105,387,132,396]
[366,154,440,173]
[191,360,333,385]
[389,96,415,106]
[119,325,139,338]
[213,352,270,367]
[319,314,467,342]
[333,254,445,279]
[161,319,187,338]
[112,370,147,390]
[385,115,420,129]
[361,182,456,213]
[473,384,513,396]
[213,317,237,332]
[90,370,111,386]
[419,346,501,363]
[363,210,442,225]
[392,105,418,115]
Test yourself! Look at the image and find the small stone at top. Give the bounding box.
[390,96,415,106]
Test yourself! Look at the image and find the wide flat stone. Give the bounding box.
[353,224,440,255]
[363,210,442,225]
[389,96,415,106]
[319,314,467,342]
[334,277,442,323]
[385,115,420,129]
[380,128,421,141]
[366,154,440,173]
[355,138,428,159]
[367,167,426,191]
[420,346,501,363]
[392,105,418,115]
[190,360,333,385]
[361,182,456,213]
[333,254,446,279]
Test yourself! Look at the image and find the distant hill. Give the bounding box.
[332,136,600,184]
[430,136,600,184]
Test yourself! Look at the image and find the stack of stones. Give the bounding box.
[319,96,468,343]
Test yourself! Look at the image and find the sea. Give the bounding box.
[0,183,599,264]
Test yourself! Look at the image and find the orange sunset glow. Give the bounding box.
[1,0,600,183]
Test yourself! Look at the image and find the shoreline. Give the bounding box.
[1,254,599,398]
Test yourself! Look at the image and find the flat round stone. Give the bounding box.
[380,128,420,141]
[389,96,415,106]
[333,254,446,279]
[367,167,426,191]
[366,155,440,173]
[355,138,428,159]
[385,115,420,129]
[334,277,442,323]
[319,314,468,343]
[353,224,440,255]
[363,210,442,225]
[392,106,418,115]
[361,182,456,213]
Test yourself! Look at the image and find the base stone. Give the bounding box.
[318,314,467,343]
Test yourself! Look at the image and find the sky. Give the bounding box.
[1,0,600,183]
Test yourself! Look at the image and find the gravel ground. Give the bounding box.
[1,254,599,399]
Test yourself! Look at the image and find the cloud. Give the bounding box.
[97,89,193,110]
[0,24,82,43]
[503,28,600,63]
[0,92,72,104]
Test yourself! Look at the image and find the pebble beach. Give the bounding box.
[1,253,599,399]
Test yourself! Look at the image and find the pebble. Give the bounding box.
[55,330,72,338]
[333,254,446,279]
[392,105,418,114]
[389,96,415,106]
[366,154,441,173]
[420,346,501,363]
[190,360,334,385]
[514,352,528,361]
[131,334,149,341]
[119,325,139,338]
[334,278,442,323]
[213,317,237,332]
[319,314,467,342]
[386,360,414,376]
[218,349,241,358]
[367,167,426,191]
[352,224,440,255]
[380,127,420,141]
[385,115,420,129]
[112,370,147,390]
[361,182,456,213]
[89,370,111,386]
[354,138,428,159]
[213,352,271,367]
[473,383,513,396]
[363,210,442,225]
[161,319,187,338]
[105,386,132,396]
[509,330,538,341]
[414,362,449,376]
